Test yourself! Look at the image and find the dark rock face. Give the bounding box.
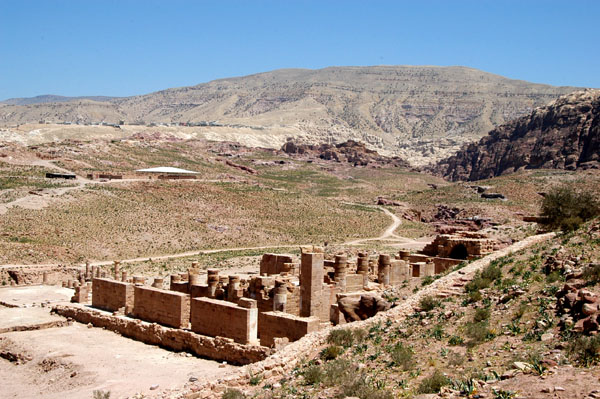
[282,139,411,168]
[337,294,392,322]
[434,89,600,181]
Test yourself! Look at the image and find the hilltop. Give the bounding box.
[0,66,579,165]
[435,89,600,181]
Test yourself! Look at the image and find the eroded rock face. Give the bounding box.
[282,139,411,168]
[337,294,392,322]
[435,89,600,181]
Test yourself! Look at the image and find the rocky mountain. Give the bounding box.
[434,89,600,181]
[1,95,119,105]
[0,66,580,165]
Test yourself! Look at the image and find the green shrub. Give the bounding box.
[93,391,111,399]
[448,335,464,346]
[327,328,355,347]
[222,389,245,399]
[540,186,600,232]
[302,364,324,385]
[466,321,493,346]
[419,296,441,312]
[417,369,450,394]
[320,345,344,360]
[322,358,353,386]
[390,343,415,370]
[339,374,394,399]
[583,263,600,284]
[568,335,600,366]
[473,307,491,323]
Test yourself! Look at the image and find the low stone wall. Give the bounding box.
[92,278,134,312]
[259,254,294,275]
[258,311,320,347]
[133,285,190,329]
[2,266,81,286]
[191,297,258,344]
[52,305,271,365]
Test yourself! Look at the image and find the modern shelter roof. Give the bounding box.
[135,166,199,174]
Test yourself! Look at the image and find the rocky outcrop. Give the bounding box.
[435,89,600,181]
[282,139,410,168]
[337,294,392,322]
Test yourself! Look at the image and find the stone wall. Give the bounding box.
[259,254,294,275]
[92,278,134,312]
[191,297,258,345]
[258,311,320,347]
[132,285,190,328]
[52,305,271,365]
[3,266,81,286]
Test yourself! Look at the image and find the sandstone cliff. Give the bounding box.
[434,89,600,181]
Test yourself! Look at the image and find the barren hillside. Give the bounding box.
[0,66,579,165]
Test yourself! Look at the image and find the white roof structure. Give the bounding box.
[135,166,199,174]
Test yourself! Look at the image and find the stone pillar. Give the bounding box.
[43,271,49,285]
[79,271,85,285]
[133,276,145,285]
[121,271,128,282]
[113,261,121,280]
[273,279,288,312]
[356,253,369,275]
[227,275,241,302]
[152,277,164,289]
[378,254,391,286]
[300,252,324,317]
[189,273,201,286]
[85,262,91,280]
[207,269,219,298]
[333,254,348,292]
[399,250,410,261]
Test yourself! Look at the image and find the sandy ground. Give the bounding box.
[0,285,73,307]
[0,285,236,399]
[0,324,236,399]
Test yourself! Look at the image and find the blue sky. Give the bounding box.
[1,0,598,99]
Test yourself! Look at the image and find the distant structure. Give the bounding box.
[135,166,199,180]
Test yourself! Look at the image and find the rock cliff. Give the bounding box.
[434,89,600,181]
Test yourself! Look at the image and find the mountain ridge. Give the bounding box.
[0,66,582,165]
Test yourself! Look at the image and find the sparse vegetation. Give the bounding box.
[541,186,600,232]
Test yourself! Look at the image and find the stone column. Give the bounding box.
[399,250,410,261]
[333,254,348,292]
[378,254,391,286]
[121,271,128,282]
[207,269,219,298]
[152,277,164,289]
[189,272,201,286]
[356,253,369,275]
[113,261,121,280]
[227,275,241,302]
[85,262,91,280]
[300,252,324,317]
[43,272,49,285]
[424,258,436,277]
[273,279,288,312]
[133,276,145,285]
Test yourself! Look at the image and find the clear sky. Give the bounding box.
[1,0,598,99]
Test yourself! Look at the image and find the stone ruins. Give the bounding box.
[5,233,497,365]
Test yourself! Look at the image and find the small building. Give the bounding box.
[45,172,76,179]
[135,166,199,180]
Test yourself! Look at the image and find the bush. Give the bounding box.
[93,391,111,399]
[222,389,245,399]
[339,374,394,399]
[419,296,441,312]
[568,335,600,367]
[390,343,415,370]
[473,307,491,322]
[583,263,600,284]
[327,328,355,347]
[541,186,600,232]
[302,364,324,385]
[417,369,450,394]
[466,321,493,346]
[448,335,464,346]
[321,345,344,360]
[322,358,353,386]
